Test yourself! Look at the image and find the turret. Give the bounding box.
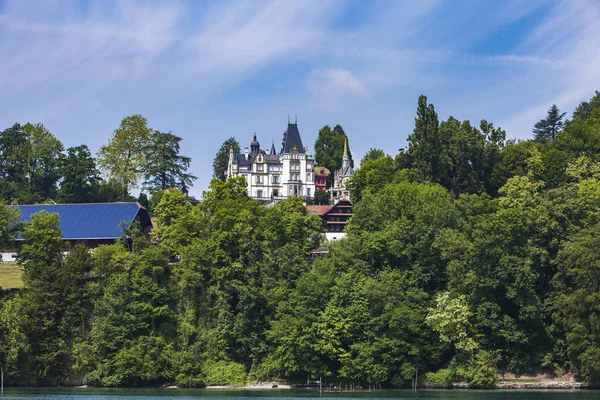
[251,133,260,154]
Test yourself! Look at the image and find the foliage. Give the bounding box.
[213,137,240,181]
[98,115,152,200]
[313,190,330,205]
[469,352,498,389]
[3,91,600,387]
[143,130,196,193]
[533,104,566,142]
[58,145,102,203]
[314,125,353,187]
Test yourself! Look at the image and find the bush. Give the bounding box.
[203,360,247,386]
[424,368,454,388]
[469,352,498,389]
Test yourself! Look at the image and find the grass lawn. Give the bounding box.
[0,262,24,289]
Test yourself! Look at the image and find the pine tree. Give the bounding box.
[533,104,566,142]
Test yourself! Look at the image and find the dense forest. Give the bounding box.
[1,91,600,388]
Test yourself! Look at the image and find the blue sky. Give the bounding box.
[1,0,599,198]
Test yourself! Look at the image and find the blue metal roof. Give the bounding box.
[12,203,148,240]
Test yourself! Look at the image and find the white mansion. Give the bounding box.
[227,122,317,200]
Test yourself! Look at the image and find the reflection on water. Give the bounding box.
[1,388,600,400]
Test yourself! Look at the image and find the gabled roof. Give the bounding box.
[307,205,333,216]
[281,123,305,154]
[11,202,151,240]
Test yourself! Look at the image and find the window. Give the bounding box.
[307,172,313,182]
[291,163,299,171]
[257,190,263,198]
[257,164,264,171]
[273,189,279,197]
[255,175,262,184]
[269,165,281,172]
[257,155,262,163]
[307,188,311,197]
[272,176,279,184]
[307,163,312,170]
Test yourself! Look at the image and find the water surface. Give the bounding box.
[2,388,600,400]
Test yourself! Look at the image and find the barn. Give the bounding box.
[1,202,152,262]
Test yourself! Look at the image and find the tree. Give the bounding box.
[551,224,600,384]
[407,95,443,183]
[23,123,64,200]
[98,115,152,200]
[0,202,21,251]
[143,130,196,192]
[313,190,330,205]
[0,123,34,202]
[213,137,240,181]
[361,148,386,165]
[314,125,353,188]
[533,104,566,142]
[58,145,102,203]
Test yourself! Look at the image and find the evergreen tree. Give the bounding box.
[533,104,566,142]
[58,145,102,203]
[213,137,240,181]
[143,130,196,192]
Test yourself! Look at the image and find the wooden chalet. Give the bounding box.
[307,199,353,241]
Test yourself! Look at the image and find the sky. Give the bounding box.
[1,0,599,198]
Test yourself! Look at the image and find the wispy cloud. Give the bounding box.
[307,68,370,109]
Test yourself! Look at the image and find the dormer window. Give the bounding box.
[257,155,262,163]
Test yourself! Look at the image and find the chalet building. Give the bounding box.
[307,199,353,241]
[1,202,152,262]
[314,166,330,192]
[227,121,316,201]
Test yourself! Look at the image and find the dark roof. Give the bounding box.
[234,153,250,167]
[270,141,277,156]
[281,123,305,154]
[12,203,151,240]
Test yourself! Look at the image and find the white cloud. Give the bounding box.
[307,68,371,109]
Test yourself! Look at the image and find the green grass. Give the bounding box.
[0,262,24,289]
[504,378,541,383]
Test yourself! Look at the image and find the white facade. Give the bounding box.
[227,123,316,201]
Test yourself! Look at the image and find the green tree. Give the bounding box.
[98,115,152,200]
[313,190,330,205]
[0,123,30,201]
[213,137,240,181]
[533,104,566,142]
[23,123,64,200]
[347,155,397,202]
[143,131,196,192]
[360,148,386,165]
[0,202,21,251]
[58,145,102,203]
[314,125,353,187]
[551,224,600,384]
[407,95,442,183]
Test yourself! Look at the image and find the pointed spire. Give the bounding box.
[343,136,349,159]
[270,139,277,156]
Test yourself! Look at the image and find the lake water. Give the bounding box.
[1,388,600,400]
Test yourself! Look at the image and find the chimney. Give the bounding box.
[245,147,249,160]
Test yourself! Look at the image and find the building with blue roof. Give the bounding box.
[2,202,152,262]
